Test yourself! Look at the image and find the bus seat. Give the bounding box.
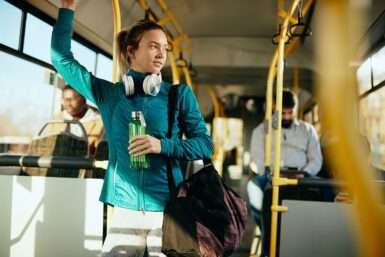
[261,185,323,256]
[280,200,359,257]
[24,120,88,178]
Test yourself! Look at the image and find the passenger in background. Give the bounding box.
[53,85,104,157]
[246,88,323,253]
[247,88,322,227]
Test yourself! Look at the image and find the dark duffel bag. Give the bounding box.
[161,85,247,256]
[162,159,247,257]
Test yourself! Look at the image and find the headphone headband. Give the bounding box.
[122,73,162,96]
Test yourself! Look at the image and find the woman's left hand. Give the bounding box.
[129,135,162,156]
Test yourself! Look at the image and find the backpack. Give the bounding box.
[161,85,247,256]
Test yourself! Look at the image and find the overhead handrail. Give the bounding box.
[272,24,291,45]
[284,0,314,56]
[289,0,312,37]
[136,0,193,52]
[155,0,193,52]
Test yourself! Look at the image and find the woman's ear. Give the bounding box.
[127,46,135,59]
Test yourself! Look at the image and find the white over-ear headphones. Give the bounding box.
[122,73,162,96]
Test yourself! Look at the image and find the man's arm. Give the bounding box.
[250,124,266,175]
[303,124,323,176]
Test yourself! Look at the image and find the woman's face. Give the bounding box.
[129,29,168,74]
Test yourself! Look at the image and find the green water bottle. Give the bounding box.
[129,111,149,169]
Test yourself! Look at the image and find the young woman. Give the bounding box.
[51,1,213,256]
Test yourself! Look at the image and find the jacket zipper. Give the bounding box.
[138,96,148,211]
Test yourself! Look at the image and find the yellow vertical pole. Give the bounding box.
[270,1,299,257]
[206,85,223,175]
[265,51,278,172]
[316,1,385,256]
[109,0,122,229]
[265,0,315,255]
[112,0,121,83]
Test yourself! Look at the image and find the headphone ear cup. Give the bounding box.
[143,74,161,96]
[122,75,135,96]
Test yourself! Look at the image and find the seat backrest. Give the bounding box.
[280,200,359,257]
[24,120,88,177]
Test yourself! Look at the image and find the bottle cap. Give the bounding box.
[131,111,142,119]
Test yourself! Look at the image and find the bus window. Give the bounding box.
[71,40,97,74]
[0,51,59,154]
[356,57,372,95]
[372,47,385,86]
[96,53,113,81]
[0,0,22,50]
[360,86,385,173]
[24,14,53,64]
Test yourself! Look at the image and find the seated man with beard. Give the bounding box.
[247,88,323,256]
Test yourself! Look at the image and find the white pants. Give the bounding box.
[101,207,166,257]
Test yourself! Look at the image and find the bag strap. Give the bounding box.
[166,85,214,199]
[166,85,180,199]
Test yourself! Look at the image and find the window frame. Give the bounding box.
[1,0,112,74]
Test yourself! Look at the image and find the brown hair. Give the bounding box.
[114,19,166,76]
[273,88,298,109]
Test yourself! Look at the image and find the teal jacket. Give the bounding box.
[51,9,213,211]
